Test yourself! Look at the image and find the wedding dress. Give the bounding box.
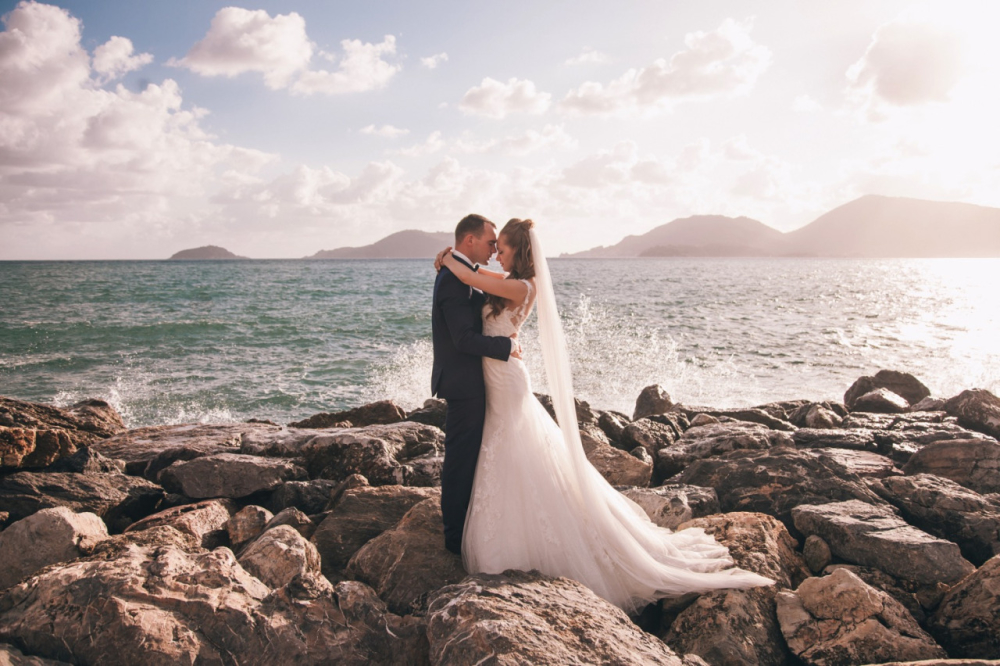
[462,229,772,612]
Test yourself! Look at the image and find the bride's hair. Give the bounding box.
[485,218,535,319]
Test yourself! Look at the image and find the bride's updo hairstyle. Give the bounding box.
[485,218,535,318]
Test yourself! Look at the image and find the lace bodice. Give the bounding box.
[482,279,535,337]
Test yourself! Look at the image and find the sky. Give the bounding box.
[1,0,999,259]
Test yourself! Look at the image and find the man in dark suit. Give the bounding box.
[432,214,517,554]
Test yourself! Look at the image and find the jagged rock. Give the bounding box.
[0,507,109,590]
[238,525,321,589]
[657,421,794,479]
[804,535,833,574]
[263,479,339,515]
[635,385,674,420]
[0,643,73,665]
[264,507,314,540]
[869,473,1000,566]
[327,473,370,507]
[427,569,686,665]
[226,505,273,548]
[405,398,447,429]
[853,388,911,414]
[346,498,465,615]
[630,445,654,465]
[823,563,937,624]
[670,448,886,536]
[124,499,235,549]
[675,406,795,431]
[663,512,807,666]
[794,428,876,451]
[142,442,241,481]
[0,471,163,532]
[598,410,631,444]
[903,439,1000,494]
[238,426,318,457]
[583,427,652,487]
[41,447,125,474]
[790,403,846,429]
[0,396,124,465]
[910,397,947,412]
[689,413,720,428]
[93,423,276,475]
[944,389,1000,440]
[846,371,931,410]
[776,568,947,666]
[622,418,680,458]
[792,500,974,585]
[534,392,597,425]
[928,555,1000,659]
[158,453,307,499]
[298,422,445,486]
[290,400,407,429]
[619,484,720,530]
[313,485,439,578]
[815,449,902,478]
[0,525,428,665]
[0,427,75,469]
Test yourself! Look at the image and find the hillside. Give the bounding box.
[169,246,246,260]
[308,230,453,259]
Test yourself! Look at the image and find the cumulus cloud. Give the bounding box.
[456,124,576,156]
[560,18,771,115]
[173,7,399,95]
[92,36,152,82]
[393,131,445,157]
[459,77,552,119]
[361,124,409,138]
[565,49,609,66]
[420,52,448,69]
[847,17,963,120]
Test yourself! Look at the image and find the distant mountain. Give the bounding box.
[308,230,453,259]
[169,245,246,260]
[782,194,1000,257]
[565,215,785,258]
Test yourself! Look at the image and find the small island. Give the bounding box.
[169,245,247,260]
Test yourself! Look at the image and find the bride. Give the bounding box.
[436,218,772,612]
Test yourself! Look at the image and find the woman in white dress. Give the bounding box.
[437,218,772,612]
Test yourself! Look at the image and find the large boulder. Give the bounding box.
[264,479,339,515]
[312,485,438,577]
[124,499,236,549]
[621,418,680,459]
[852,388,911,414]
[928,555,1000,659]
[663,512,808,666]
[670,448,886,537]
[427,569,687,665]
[405,398,447,430]
[812,449,902,479]
[225,505,274,548]
[790,403,845,429]
[791,500,975,586]
[238,525,322,589]
[776,568,947,666]
[943,389,1000,440]
[0,507,109,590]
[41,447,125,474]
[0,397,125,469]
[158,453,307,499]
[619,484,720,530]
[346,498,466,615]
[657,422,793,479]
[903,440,1000,494]
[634,385,674,420]
[869,474,1000,566]
[846,371,931,410]
[0,526,428,665]
[289,400,407,429]
[583,430,652,487]
[0,471,163,532]
[1,427,75,470]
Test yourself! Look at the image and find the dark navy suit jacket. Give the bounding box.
[431,258,512,399]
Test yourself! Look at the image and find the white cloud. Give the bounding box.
[292,36,400,95]
[420,52,448,69]
[459,77,552,119]
[173,7,399,96]
[565,49,609,66]
[393,131,445,157]
[456,124,576,156]
[560,18,771,116]
[361,124,409,138]
[792,94,822,112]
[92,36,152,82]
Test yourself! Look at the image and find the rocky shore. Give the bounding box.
[2,371,1000,665]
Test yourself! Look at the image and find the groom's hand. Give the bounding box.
[510,333,522,360]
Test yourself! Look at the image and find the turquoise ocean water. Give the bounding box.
[1,258,998,427]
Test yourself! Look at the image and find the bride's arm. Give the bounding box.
[441,252,528,302]
[476,267,506,279]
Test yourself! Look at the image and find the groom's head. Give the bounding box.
[455,214,498,265]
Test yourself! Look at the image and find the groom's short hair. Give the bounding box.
[455,214,496,244]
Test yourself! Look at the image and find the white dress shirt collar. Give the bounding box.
[451,250,477,269]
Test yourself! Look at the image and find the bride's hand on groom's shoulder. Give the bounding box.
[434,247,452,272]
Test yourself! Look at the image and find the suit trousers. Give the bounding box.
[440,393,486,553]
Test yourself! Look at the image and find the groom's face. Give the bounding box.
[469,226,498,265]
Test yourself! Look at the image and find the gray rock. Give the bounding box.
[911,397,947,412]
[869,473,1000,566]
[635,384,674,420]
[427,569,686,666]
[903,439,1000,494]
[226,505,273,548]
[622,418,680,458]
[238,525,321,589]
[158,452,307,499]
[290,399,407,429]
[263,507,314,540]
[822,563,936,624]
[346,498,465,615]
[944,389,1000,440]
[405,398,447,429]
[619,484,720,530]
[688,413,720,428]
[804,535,832,574]
[928,555,1000,659]
[0,507,108,590]
[675,406,795,431]
[123,499,235,549]
[41,447,126,474]
[264,478,339,514]
[846,371,931,410]
[312,485,439,578]
[776,568,947,666]
[0,471,164,532]
[804,405,844,429]
[658,421,794,479]
[598,410,631,444]
[853,388,911,414]
[794,428,877,451]
[814,449,902,479]
[792,500,975,585]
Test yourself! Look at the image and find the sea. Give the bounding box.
[1,258,998,428]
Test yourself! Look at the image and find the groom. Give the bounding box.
[432,213,517,555]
